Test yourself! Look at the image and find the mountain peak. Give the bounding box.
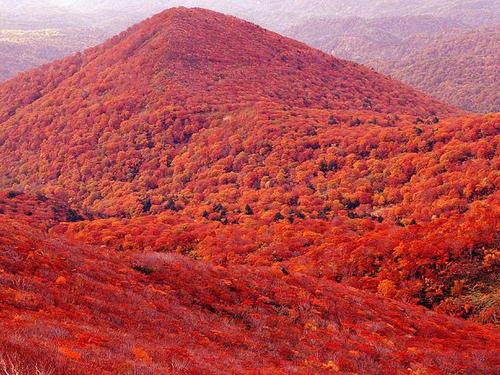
[0,7,458,123]
[113,6,287,66]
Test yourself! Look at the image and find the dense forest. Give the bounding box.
[0,6,458,216]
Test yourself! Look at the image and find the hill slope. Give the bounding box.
[1,197,499,373]
[0,8,497,318]
[2,1,498,85]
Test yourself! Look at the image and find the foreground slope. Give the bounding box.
[0,199,499,374]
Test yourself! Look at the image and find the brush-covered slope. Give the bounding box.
[0,190,82,228]
[1,201,499,374]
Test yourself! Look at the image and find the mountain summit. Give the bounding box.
[0,7,455,119]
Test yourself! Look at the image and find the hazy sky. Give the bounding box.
[1,1,498,32]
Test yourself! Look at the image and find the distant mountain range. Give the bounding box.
[2,0,498,31]
[374,26,500,113]
[286,16,500,112]
[0,28,103,83]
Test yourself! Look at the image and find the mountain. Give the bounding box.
[0,2,86,29]
[251,0,500,30]
[0,0,500,112]
[374,26,500,113]
[3,1,498,33]
[0,7,498,373]
[0,7,458,213]
[0,1,105,83]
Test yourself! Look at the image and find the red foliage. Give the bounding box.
[59,192,499,323]
[0,9,460,216]
[1,212,499,374]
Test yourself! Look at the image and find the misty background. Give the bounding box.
[1,1,499,31]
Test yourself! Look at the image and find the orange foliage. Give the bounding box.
[1,211,499,373]
[58,347,81,361]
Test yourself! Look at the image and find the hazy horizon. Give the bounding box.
[2,1,499,33]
